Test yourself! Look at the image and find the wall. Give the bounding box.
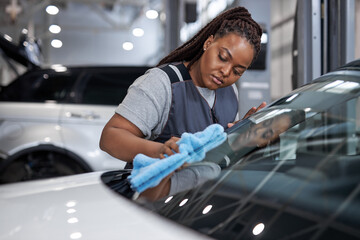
[236,0,272,117]
[356,0,360,59]
[270,0,297,101]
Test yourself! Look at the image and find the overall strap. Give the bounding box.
[158,62,191,83]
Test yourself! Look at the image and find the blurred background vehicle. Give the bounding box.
[0,32,149,183]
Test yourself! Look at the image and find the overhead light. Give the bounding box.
[122,42,133,51]
[51,39,62,48]
[51,64,67,72]
[207,0,226,19]
[49,24,61,34]
[46,5,59,15]
[146,10,158,19]
[4,34,12,42]
[132,28,144,37]
[261,33,268,44]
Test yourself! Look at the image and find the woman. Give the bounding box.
[100,6,266,165]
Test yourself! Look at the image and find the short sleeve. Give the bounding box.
[115,68,172,139]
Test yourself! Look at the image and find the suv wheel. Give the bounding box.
[0,150,89,184]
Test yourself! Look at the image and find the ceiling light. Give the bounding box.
[122,42,133,51]
[46,5,59,15]
[132,28,144,37]
[4,34,12,42]
[51,39,62,48]
[261,33,268,44]
[49,24,61,34]
[146,10,158,19]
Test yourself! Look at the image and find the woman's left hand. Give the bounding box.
[227,101,267,128]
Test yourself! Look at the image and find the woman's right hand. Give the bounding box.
[159,136,180,159]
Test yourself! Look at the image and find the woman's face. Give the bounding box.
[195,33,254,90]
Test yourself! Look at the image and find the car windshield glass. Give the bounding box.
[134,73,360,239]
[102,71,360,239]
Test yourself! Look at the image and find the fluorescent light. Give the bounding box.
[51,39,62,48]
[49,24,61,34]
[261,33,268,44]
[146,10,158,19]
[46,5,59,15]
[4,34,12,42]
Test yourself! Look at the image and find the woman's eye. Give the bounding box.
[233,69,242,76]
[218,54,226,62]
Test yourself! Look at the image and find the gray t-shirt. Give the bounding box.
[116,65,239,140]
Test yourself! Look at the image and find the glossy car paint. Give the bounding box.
[0,172,211,240]
[0,102,124,171]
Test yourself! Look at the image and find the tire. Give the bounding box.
[0,150,89,184]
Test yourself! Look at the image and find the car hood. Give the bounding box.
[0,172,210,240]
[0,32,40,69]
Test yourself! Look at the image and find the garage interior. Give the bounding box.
[0,0,358,111]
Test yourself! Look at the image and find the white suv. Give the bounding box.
[0,33,149,183]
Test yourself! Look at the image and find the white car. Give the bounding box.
[0,32,149,183]
[0,170,210,240]
[0,59,359,240]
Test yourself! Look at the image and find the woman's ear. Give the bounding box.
[203,35,214,51]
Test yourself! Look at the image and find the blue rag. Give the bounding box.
[128,124,227,193]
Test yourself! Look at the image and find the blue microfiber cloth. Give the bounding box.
[128,124,227,193]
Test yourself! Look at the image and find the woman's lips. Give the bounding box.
[211,75,223,85]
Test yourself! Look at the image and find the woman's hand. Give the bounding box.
[227,102,267,128]
[159,136,180,159]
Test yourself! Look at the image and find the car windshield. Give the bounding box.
[133,70,360,239]
[101,66,360,239]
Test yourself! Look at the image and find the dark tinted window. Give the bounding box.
[0,71,75,102]
[81,68,146,105]
[32,75,74,102]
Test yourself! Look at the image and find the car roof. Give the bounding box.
[336,58,360,71]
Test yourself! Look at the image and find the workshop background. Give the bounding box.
[1,0,360,116]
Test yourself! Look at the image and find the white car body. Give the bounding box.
[0,171,210,240]
[0,102,125,171]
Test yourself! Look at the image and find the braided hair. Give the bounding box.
[157,6,262,70]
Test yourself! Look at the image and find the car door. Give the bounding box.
[59,67,145,171]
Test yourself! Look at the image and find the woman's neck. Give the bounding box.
[185,60,202,87]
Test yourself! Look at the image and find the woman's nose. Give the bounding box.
[221,64,232,77]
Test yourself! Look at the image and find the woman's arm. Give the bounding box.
[100,114,180,162]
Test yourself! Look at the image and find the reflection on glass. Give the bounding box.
[179,198,188,207]
[66,201,77,208]
[202,205,213,214]
[67,217,78,224]
[252,223,265,235]
[165,196,173,203]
